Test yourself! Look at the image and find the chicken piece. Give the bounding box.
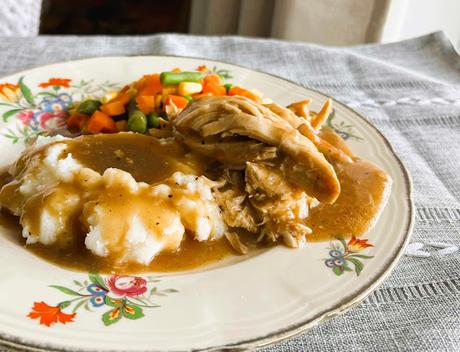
[244,162,313,247]
[244,162,311,220]
[311,98,332,130]
[175,131,277,169]
[224,232,248,254]
[245,162,299,199]
[287,99,311,120]
[175,96,340,203]
[212,170,259,233]
[265,102,352,164]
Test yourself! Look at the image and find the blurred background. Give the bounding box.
[2,0,460,48]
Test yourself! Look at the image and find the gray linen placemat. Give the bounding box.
[0,32,459,351]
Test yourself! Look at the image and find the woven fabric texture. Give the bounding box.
[0,32,458,351]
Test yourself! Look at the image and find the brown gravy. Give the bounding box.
[0,130,390,273]
[67,133,211,183]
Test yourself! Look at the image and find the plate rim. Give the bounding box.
[0,55,414,352]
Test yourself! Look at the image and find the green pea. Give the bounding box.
[160,71,205,85]
[147,112,160,128]
[128,110,147,133]
[77,100,102,115]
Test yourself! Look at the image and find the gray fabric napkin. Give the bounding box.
[0,32,459,351]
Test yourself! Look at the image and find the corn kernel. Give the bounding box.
[154,94,162,109]
[178,82,203,96]
[101,91,118,104]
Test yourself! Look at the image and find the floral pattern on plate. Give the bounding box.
[0,77,118,143]
[28,273,178,327]
[325,237,374,276]
[326,110,362,141]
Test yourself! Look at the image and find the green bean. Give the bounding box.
[183,95,193,102]
[128,110,147,133]
[160,71,204,85]
[126,99,146,133]
[147,112,160,128]
[77,100,102,115]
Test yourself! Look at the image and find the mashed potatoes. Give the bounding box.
[0,136,226,265]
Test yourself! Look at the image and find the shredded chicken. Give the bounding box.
[244,162,312,247]
[171,95,354,252]
[174,95,340,204]
[287,99,311,120]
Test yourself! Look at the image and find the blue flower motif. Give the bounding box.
[87,284,107,296]
[90,295,106,307]
[337,130,350,140]
[39,94,72,113]
[329,250,343,258]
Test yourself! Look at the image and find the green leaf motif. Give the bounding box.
[343,265,353,272]
[104,296,124,308]
[0,102,18,107]
[2,108,23,122]
[89,272,108,290]
[18,77,34,106]
[72,298,88,313]
[338,237,348,251]
[349,254,374,259]
[73,280,84,288]
[49,285,82,296]
[102,308,122,326]
[121,304,144,320]
[162,288,179,294]
[346,257,364,276]
[58,301,72,309]
[37,91,58,97]
[326,110,335,125]
[332,266,343,276]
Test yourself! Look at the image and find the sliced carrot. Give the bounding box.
[108,88,135,106]
[138,74,162,96]
[203,74,222,86]
[101,100,126,116]
[133,76,147,90]
[87,111,117,134]
[202,83,226,96]
[164,95,189,109]
[228,86,261,102]
[136,95,156,114]
[118,85,129,95]
[66,112,89,130]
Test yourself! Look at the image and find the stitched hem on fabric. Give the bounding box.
[364,277,460,305]
[416,207,460,222]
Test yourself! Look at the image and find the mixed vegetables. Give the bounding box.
[66,65,262,135]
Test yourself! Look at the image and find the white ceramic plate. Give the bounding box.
[0,56,413,351]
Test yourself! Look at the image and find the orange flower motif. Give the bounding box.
[39,78,71,88]
[0,83,20,102]
[347,236,373,253]
[196,65,209,73]
[27,301,76,327]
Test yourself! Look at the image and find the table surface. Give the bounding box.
[0,32,459,352]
